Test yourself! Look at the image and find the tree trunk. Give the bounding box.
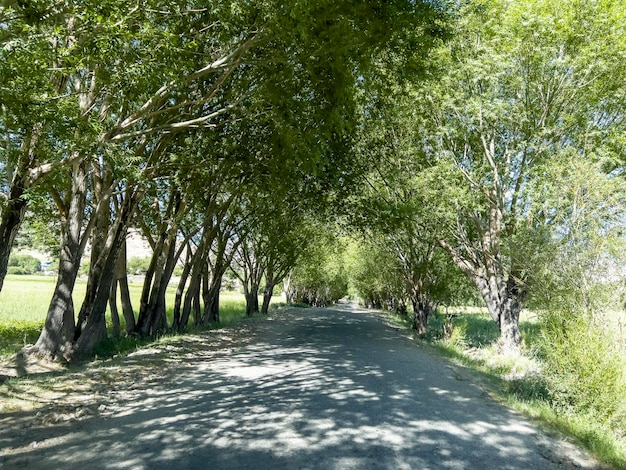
[204,275,222,324]
[180,225,215,329]
[34,161,88,360]
[0,127,41,293]
[115,242,136,334]
[34,239,82,360]
[261,270,275,315]
[395,298,407,315]
[469,267,523,352]
[137,235,163,331]
[73,190,138,358]
[75,183,111,340]
[109,281,121,338]
[245,282,260,317]
[407,278,430,336]
[173,247,193,331]
[137,234,178,336]
[475,274,523,352]
[440,207,525,353]
[181,258,203,329]
[284,273,293,304]
[180,270,199,329]
[411,297,430,336]
[0,183,28,293]
[136,233,170,336]
[201,263,210,318]
[73,220,129,357]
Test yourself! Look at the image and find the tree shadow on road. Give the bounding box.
[0,308,577,469]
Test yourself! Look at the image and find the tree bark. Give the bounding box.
[474,274,523,353]
[136,232,170,336]
[173,246,193,331]
[0,127,42,293]
[73,189,139,358]
[0,182,28,293]
[285,273,294,304]
[139,235,177,336]
[261,269,275,315]
[245,282,260,317]
[411,296,431,336]
[441,237,524,352]
[109,281,121,338]
[180,225,215,329]
[204,274,222,324]
[115,241,136,334]
[34,160,88,360]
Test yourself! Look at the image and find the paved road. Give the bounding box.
[1,305,593,469]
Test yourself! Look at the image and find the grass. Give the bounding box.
[387,307,626,469]
[0,274,282,359]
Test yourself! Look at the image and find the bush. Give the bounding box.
[7,253,41,274]
[540,312,626,435]
[7,266,30,275]
[127,256,152,275]
[287,238,349,307]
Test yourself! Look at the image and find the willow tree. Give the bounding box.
[409,0,626,352]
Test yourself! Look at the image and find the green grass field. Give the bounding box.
[0,275,281,358]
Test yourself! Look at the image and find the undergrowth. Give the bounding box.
[386,308,626,469]
[0,321,44,357]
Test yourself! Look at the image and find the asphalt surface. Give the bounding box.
[1,305,593,469]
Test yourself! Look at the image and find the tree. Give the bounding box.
[346,240,407,312]
[287,231,349,307]
[347,73,461,334]
[29,1,263,358]
[4,0,448,359]
[407,0,626,352]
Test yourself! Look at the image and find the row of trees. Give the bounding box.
[2,0,625,361]
[345,0,626,353]
[0,0,447,360]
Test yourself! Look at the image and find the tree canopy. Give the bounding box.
[1,0,625,364]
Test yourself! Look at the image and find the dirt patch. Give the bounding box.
[0,347,66,381]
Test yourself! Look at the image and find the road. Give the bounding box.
[0,305,597,469]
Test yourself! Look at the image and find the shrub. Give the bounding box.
[127,256,152,275]
[540,312,626,434]
[7,266,30,275]
[7,254,41,274]
[446,322,468,349]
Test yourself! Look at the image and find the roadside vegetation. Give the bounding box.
[1,0,626,467]
[375,306,626,469]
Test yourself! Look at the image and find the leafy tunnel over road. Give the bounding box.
[0,305,597,469]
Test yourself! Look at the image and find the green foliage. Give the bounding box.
[7,254,41,274]
[540,312,626,435]
[287,233,349,307]
[346,240,406,310]
[451,314,499,348]
[0,321,43,357]
[416,307,626,467]
[526,154,626,315]
[127,257,152,276]
[372,0,626,349]
[446,322,468,349]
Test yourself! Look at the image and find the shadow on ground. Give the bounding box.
[0,307,582,469]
